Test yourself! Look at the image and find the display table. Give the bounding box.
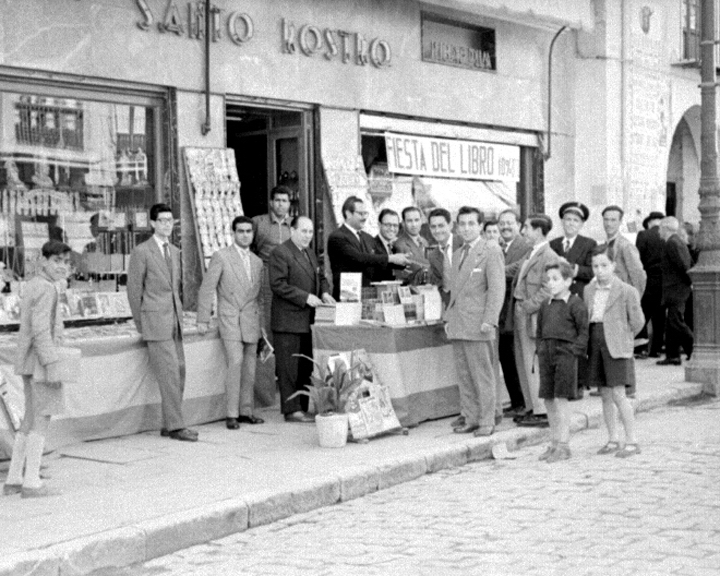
[312,323,460,427]
[0,320,230,458]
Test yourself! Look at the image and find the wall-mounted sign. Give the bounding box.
[281,19,391,68]
[384,133,519,182]
[135,0,254,45]
[421,14,495,72]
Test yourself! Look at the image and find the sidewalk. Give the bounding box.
[0,361,703,576]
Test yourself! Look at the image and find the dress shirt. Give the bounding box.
[234,243,253,281]
[343,222,361,243]
[590,283,611,323]
[562,236,576,254]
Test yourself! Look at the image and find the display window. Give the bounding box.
[0,81,166,325]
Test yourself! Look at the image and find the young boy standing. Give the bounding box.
[536,260,589,462]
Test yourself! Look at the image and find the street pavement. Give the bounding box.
[93,396,720,576]
[0,361,708,576]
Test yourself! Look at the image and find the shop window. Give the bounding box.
[682,0,700,62]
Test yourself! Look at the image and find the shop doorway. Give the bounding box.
[666,106,701,224]
[225,105,312,220]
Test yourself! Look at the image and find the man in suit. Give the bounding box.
[549,201,597,399]
[127,204,197,442]
[369,208,403,283]
[327,196,410,300]
[513,214,560,427]
[602,205,647,296]
[394,206,430,285]
[197,215,265,430]
[657,217,694,366]
[635,211,666,358]
[497,209,532,417]
[444,206,505,437]
[270,216,335,422]
[427,207,463,307]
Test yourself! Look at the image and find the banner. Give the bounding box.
[384,132,520,182]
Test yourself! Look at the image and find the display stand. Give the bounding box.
[182,148,243,271]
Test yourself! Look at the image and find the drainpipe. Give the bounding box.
[543,26,567,161]
[201,0,211,135]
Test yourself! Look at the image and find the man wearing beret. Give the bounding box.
[549,202,596,398]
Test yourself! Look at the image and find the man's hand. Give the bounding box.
[307,294,323,307]
[389,253,411,266]
[321,293,336,304]
[480,322,494,333]
[197,322,209,335]
[44,361,61,388]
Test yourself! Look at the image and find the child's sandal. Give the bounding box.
[597,441,620,455]
[615,443,641,458]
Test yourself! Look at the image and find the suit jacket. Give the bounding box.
[499,236,532,333]
[513,242,560,315]
[636,226,664,279]
[127,237,183,341]
[196,245,264,343]
[327,225,390,300]
[368,235,401,283]
[393,231,430,284]
[15,272,64,375]
[661,234,693,305]
[444,239,505,341]
[611,234,647,296]
[584,276,645,358]
[427,233,463,289]
[270,239,330,333]
[549,234,597,297]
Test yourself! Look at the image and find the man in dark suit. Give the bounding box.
[127,204,197,442]
[657,217,694,366]
[269,216,335,422]
[327,196,410,300]
[635,211,665,358]
[549,201,596,399]
[427,208,463,307]
[369,208,403,283]
[394,207,430,285]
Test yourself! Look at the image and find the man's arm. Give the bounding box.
[482,246,506,327]
[328,233,389,269]
[126,247,146,333]
[269,248,310,307]
[622,242,647,296]
[196,252,224,325]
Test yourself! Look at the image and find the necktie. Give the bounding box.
[163,243,173,282]
[442,244,452,291]
[241,250,252,282]
[563,238,570,254]
[458,244,470,270]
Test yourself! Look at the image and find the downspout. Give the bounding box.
[543,26,568,161]
[201,0,211,135]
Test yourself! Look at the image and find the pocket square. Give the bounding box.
[471,267,483,273]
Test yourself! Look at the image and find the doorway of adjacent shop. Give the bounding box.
[225,105,311,220]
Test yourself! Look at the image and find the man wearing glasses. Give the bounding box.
[369,208,403,282]
[128,204,198,442]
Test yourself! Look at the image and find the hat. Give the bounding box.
[559,201,590,222]
[642,211,665,230]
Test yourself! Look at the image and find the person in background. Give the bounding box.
[369,209,403,283]
[681,221,699,333]
[657,217,694,366]
[427,208,463,309]
[585,245,644,458]
[127,204,197,442]
[196,216,265,430]
[4,240,71,498]
[394,206,430,285]
[601,205,647,296]
[327,196,410,300]
[635,211,665,359]
[483,220,501,246]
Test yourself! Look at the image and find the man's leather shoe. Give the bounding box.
[495,414,503,426]
[161,428,197,438]
[284,411,315,423]
[453,423,479,434]
[168,428,198,441]
[517,414,549,428]
[513,410,532,423]
[450,415,465,427]
[238,415,264,425]
[226,417,240,430]
[656,358,681,366]
[474,426,495,437]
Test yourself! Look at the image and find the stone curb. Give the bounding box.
[1,381,704,576]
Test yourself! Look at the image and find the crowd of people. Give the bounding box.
[2,188,698,496]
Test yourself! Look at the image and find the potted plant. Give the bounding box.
[288,354,366,448]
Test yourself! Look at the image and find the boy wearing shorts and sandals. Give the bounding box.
[536,261,589,462]
[585,245,645,458]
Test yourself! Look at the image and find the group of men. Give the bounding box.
[126,189,696,441]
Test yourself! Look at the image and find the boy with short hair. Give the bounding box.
[536,260,589,462]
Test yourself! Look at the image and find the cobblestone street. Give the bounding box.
[100,396,720,576]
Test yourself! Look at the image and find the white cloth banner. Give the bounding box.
[385,132,520,182]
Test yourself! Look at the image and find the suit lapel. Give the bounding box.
[227,246,251,289]
[149,240,171,284]
[450,242,483,306]
[290,242,316,282]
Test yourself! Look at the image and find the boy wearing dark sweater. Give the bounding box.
[536,260,589,462]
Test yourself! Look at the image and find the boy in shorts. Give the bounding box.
[536,260,589,462]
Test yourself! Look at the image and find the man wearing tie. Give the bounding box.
[270,216,335,422]
[427,208,462,308]
[196,216,265,429]
[327,196,410,300]
[127,204,197,442]
[394,207,430,285]
[602,205,647,296]
[369,209,403,282]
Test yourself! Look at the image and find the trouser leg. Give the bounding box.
[464,340,497,428]
[222,338,243,418]
[499,331,525,408]
[239,342,257,416]
[274,332,302,414]
[146,337,186,431]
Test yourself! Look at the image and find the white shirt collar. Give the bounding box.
[153,234,169,251]
[343,222,360,239]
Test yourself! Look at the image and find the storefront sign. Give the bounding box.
[282,19,391,68]
[421,14,495,72]
[135,0,254,45]
[384,133,519,182]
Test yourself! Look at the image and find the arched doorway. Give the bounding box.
[666,106,701,225]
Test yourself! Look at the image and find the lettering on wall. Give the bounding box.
[281,19,391,68]
[421,13,495,72]
[135,0,254,45]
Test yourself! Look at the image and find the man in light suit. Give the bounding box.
[602,205,647,296]
[197,216,264,430]
[444,206,505,437]
[270,216,335,423]
[127,204,197,442]
[427,207,463,308]
[512,214,560,428]
[394,206,430,285]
